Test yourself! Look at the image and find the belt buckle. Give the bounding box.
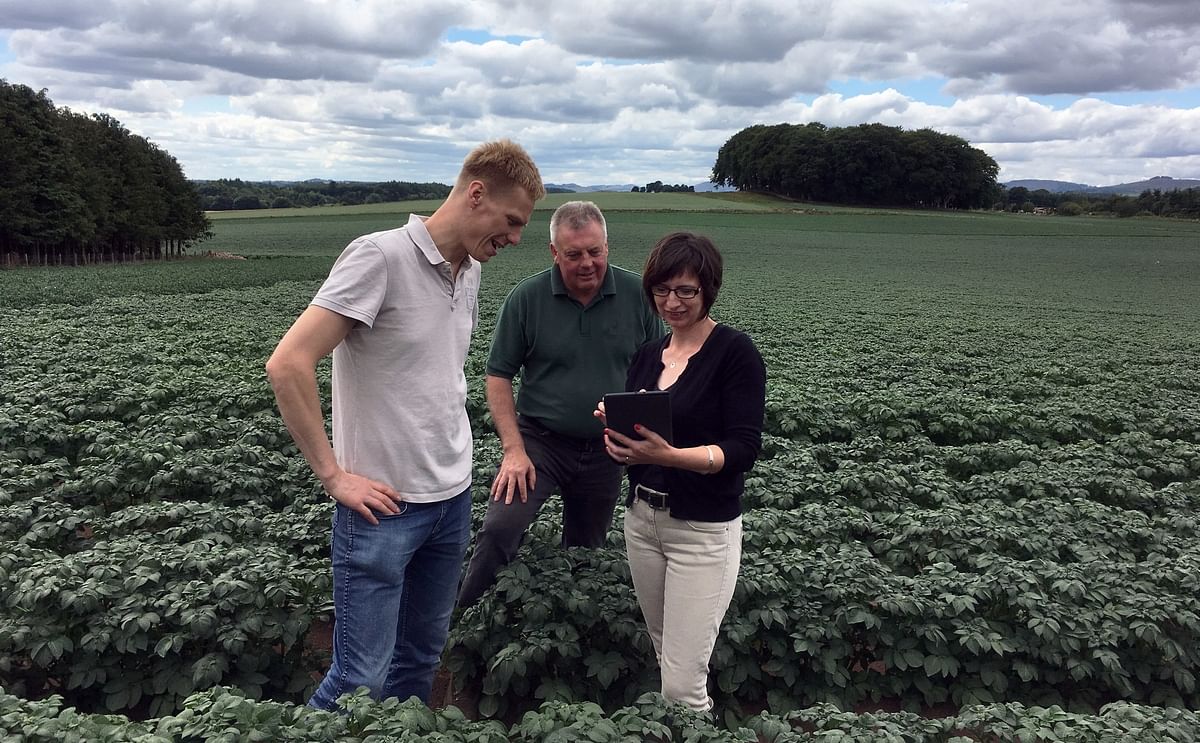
[635,483,669,510]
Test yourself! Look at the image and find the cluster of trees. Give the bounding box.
[1004,186,1068,211]
[1,80,210,267]
[195,179,452,211]
[712,122,1000,209]
[1003,186,1200,219]
[630,181,695,193]
[1122,188,1200,218]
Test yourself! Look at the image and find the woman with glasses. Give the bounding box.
[596,231,766,712]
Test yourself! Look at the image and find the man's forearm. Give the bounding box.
[267,359,340,483]
[485,375,525,454]
[265,305,357,489]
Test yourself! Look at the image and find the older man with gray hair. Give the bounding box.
[458,201,664,607]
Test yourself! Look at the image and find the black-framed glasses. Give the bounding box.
[651,285,700,299]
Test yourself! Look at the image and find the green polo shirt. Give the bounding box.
[487,264,666,439]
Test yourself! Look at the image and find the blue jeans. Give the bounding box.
[308,488,471,710]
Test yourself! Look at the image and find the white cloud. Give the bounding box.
[1,0,1197,186]
[540,0,832,63]
[448,39,577,87]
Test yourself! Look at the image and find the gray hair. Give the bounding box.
[549,200,607,245]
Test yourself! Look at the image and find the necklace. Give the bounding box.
[665,319,714,371]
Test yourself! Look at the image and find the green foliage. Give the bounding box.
[0,534,327,715]
[1131,187,1200,219]
[1003,187,1200,220]
[0,79,210,267]
[0,257,331,309]
[2,687,1198,742]
[2,205,1200,736]
[634,181,696,193]
[446,541,656,718]
[193,177,453,211]
[711,122,999,208]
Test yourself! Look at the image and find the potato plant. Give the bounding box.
[3,686,1199,742]
[2,205,1200,738]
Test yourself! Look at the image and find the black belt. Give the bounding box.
[519,416,606,451]
[634,483,669,510]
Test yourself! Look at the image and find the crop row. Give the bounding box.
[3,411,1199,719]
[4,686,1197,743]
[4,271,1200,724]
[5,477,1198,719]
[0,530,327,717]
[745,435,1200,514]
[447,527,1200,719]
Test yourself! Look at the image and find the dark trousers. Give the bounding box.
[457,417,622,607]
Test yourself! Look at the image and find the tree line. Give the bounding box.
[1,80,210,267]
[1004,186,1200,219]
[711,122,1000,209]
[195,179,452,211]
[630,181,695,193]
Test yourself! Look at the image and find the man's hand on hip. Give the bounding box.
[491,449,536,504]
[324,469,405,525]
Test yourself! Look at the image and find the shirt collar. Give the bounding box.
[550,265,617,297]
[407,213,475,270]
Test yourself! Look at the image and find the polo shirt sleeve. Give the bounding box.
[715,331,767,474]
[485,288,527,379]
[312,236,388,327]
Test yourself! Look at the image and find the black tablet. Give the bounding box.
[604,390,673,444]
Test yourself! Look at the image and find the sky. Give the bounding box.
[2,0,1199,187]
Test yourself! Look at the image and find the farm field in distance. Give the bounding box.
[2,192,1199,741]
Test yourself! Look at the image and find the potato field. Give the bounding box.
[2,195,1199,741]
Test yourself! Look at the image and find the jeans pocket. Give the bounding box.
[685,519,728,534]
[375,502,410,520]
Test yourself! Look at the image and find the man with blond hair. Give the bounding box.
[457,200,664,607]
[266,140,544,709]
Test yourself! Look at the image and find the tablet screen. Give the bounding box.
[604,390,673,444]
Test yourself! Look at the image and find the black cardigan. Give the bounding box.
[624,323,766,521]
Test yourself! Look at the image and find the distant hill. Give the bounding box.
[1090,176,1200,195]
[1005,176,1200,196]
[1004,179,1091,193]
[545,183,637,193]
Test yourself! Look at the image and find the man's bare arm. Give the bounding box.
[486,374,536,503]
[266,305,403,524]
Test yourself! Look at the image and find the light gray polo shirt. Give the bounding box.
[312,214,479,502]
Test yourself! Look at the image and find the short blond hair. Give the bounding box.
[456,139,545,201]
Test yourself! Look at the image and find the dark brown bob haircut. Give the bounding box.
[642,231,723,316]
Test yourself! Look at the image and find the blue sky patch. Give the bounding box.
[444,27,533,45]
[1026,88,1200,109]
[828,76,956,106]
[0,33,14,64]
[182,95,232,115]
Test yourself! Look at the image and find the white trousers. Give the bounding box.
[624,497,742,712]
